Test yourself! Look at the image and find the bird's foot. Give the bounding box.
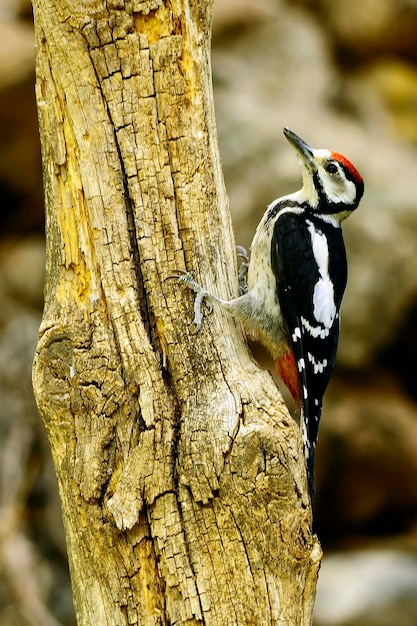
[171,270,213,333]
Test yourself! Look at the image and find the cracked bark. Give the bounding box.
[32,1,321,624]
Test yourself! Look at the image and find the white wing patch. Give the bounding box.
[306,220,336,328]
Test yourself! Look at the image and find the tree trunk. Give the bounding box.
[32,1,321,624]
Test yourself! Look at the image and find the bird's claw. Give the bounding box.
[170,269,201,292]
[236,245,249,263]
[170,270,212,333]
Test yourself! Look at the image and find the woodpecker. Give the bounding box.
[175,128,364,497]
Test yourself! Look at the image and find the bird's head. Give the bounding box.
[284,127,364,223]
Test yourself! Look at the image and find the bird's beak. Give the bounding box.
[283,128,314,168]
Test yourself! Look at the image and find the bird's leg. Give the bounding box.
[236,245,250,296]
[173,248,249,333]
[171,270,227,333]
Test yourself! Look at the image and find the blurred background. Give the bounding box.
[1,0,417,624]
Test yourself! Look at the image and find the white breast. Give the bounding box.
[247,200,306,320]
[247,216,278,312]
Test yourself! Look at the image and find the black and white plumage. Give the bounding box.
[175,128,364,498]
[271,210,347,495]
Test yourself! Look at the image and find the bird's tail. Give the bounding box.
[300,401,322,499]
[274,350,322,499]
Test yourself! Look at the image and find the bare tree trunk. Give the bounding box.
[32,0,321,624]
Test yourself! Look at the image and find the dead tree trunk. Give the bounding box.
[32,0,321,623]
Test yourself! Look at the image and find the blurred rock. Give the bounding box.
[213,0,278,36]
[314,549,417,626]
[0,3,43,236]
[0,77,43,235]
[295,0,417,66]
[0,236,45,309]
[213,1,338,239]
[315,375,417,537]
[0,310,73,625]
[339,128,417,367]
[360,59,417,144]
[0,19,34,88]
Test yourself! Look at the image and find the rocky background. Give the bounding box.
[1,0,417,624]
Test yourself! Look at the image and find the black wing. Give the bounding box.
[271,211,347,494]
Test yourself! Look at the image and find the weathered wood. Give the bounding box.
[32,0,321,623]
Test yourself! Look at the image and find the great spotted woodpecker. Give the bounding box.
[176,128,364,497]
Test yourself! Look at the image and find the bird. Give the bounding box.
[175,127,364,497]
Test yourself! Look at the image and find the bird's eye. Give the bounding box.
[326,163,338,174]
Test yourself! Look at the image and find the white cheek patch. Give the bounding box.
[306,221,336,328]
[319,170,357,206]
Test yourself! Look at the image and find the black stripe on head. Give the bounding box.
[311,170,363,215]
